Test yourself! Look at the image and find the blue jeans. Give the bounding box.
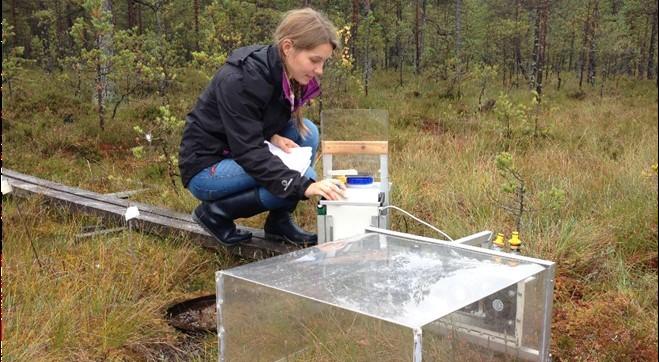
[187,118,319,210]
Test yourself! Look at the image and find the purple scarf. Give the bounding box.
[282,71,321,113]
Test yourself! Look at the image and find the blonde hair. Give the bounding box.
[274,8,339,137]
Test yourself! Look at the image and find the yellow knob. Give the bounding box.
[508,231,521,247]
[493,233,505,247]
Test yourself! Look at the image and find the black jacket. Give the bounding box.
[179,45,314,200]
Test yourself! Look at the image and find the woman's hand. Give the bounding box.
[304,179,347,200]
[270,134,299,153]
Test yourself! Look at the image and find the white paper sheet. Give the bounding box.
[265,141,311,175]
[1,176,13,195]
[125,206,140,221]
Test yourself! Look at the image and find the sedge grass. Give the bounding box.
[2,68,657,360]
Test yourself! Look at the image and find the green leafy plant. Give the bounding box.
[135,32,180,101]
[493,151,566,231]
[30,10,60,73]
[472,63,499,111]
[191,51,227,80]
[2,19,29,97]
[132,105,184,193]
[494,90,551,146]
[494,93,526,145]
[70,0,115,130]
[494,151,527,231]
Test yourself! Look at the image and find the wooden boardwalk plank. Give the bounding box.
[4,169,207,225]
[2,168,301,259]
[105,188,150,199]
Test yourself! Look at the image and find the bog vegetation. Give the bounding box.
[2,0,657,360]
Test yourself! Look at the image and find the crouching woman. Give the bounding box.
[179,8,346,247]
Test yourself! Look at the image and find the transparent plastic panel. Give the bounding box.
[520,269,552,357]
[320,109,388,180]
[218,273,413,362]
[222,233,545,329]
[321,109,388,141]
[218,274,307,361]
[421,269,552,362]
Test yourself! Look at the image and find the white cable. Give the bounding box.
[379,205,454,241]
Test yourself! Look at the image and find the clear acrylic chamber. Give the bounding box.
[216,228,555,361]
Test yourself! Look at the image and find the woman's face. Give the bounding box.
[282,41,333,85]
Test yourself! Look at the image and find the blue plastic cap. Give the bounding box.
[346,175,374,185]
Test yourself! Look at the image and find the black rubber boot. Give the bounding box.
[264,203,317,246]
[192,189,266,246]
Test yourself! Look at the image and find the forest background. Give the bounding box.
[2,0,658,360]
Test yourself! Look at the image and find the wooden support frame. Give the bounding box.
[321,141,388,155]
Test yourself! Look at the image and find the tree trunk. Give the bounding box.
[364,1,371,96]
[35,7,54,73]
[127,0,134,28]
[109,0,117,26]
[11,0,18,41]
[422,0,427,67]
[397,0,403,86]
[638,14,649,79]
[11,0,21,46]
[535,0,550,98]
[414,0,427,74]
[602,56,608,81]
[65,2,75,45]
[54,0,65,59]
[194,0,200,51]
[502,44,508,87]
[351,0,360,61]
[647,8,658,80]
[455,0,462,57]
[101,0,114,100]
[137,2,143,34]
[96,0,115,130]
[454,0,463,97]
[568,33,575,71]
[384,0,391,70]
[155,1,164,39]
[544,50,550,84]
[96,65,106,130]
[514,0,521,86]
[415,0,421,73]
[587,0,599,86]
[531,1,540,89]
[579,1,592,89]
[556,55,562,90]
